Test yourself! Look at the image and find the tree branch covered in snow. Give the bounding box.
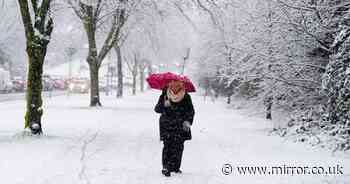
[194,0,350,151]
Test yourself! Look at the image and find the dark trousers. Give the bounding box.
[162,138,184,171]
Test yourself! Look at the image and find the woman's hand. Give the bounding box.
[164,99,171,107]
[183,121,191,131]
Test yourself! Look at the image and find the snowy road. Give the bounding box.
[0,91,66,102]
[0,91,350,184]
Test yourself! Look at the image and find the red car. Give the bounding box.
[53,79,66,90]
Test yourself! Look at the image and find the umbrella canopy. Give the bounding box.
[146,72,196,92]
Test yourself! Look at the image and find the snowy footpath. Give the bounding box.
[0,91,350,184]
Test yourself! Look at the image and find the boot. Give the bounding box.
[162,169,171,177]
[173,169,182,174]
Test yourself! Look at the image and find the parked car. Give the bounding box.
[53,79,66,90]
[12,79,26,92]
[68,78,89,93]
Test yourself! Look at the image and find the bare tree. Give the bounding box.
[17,0,54,134]
[114,45,123,98]
[113,27,130,98]
[69,0,127,106]
[0,1,23,75]
[125,51,139,95]
[138,59,149,92]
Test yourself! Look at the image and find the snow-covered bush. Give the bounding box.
[321,13,350,150]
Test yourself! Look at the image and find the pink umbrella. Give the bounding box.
[146,72,196,92]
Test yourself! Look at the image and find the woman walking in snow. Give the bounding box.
[154,80,195,177]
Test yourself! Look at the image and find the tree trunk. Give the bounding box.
[18,0,54,135]
[89,62,102,106]
[83,6,101,107]
[147,64,152,89]
[140,69,144,92]
[266,1,273,121]
[115,46,123,98]
[266,105,272,120]
[25,47,44,134]
[132,54,138,95]
[265,96,273,120]
[132,73,137,95]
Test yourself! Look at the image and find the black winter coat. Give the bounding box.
[154,90,195,141]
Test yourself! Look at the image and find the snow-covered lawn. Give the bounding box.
[0,91,349,184]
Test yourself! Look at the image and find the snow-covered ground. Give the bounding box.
[0,91,350,184]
